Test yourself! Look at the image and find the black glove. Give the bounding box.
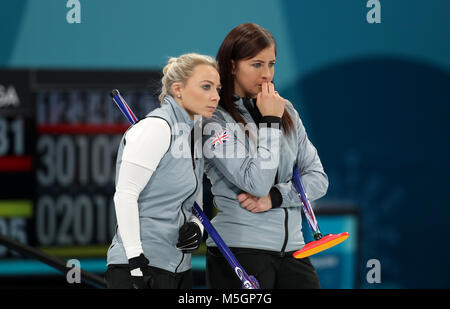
[176,222,203,253]
[128,254,153,289]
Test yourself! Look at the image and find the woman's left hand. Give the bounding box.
[237,193,272,213]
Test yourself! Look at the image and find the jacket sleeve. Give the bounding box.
[273,106,328,208]
[203,115,282,197]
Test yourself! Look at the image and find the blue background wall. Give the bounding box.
[1,0,449,288]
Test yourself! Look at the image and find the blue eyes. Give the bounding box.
[252,62,275,68]
[202,84,221,93]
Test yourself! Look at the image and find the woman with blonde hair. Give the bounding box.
[106,53,221,289]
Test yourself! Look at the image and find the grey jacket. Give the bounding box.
[203,98,328,253]
[107,96,203,273]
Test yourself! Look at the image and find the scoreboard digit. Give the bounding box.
[0,70,34,258]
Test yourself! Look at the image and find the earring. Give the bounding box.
[177,94,181,98]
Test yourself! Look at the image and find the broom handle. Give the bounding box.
[292,166,323,240]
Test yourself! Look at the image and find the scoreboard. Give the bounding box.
[0,69,161,263]
[0,69,359,288]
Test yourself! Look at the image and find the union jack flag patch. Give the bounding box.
[211,130,229,148]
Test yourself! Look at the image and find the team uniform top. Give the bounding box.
[107,95,203,273]
[202,97,328,253]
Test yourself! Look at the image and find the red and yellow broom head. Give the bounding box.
[293,232,349,259]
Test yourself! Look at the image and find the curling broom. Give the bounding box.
[292,165,349,259]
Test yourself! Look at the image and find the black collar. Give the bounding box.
[233,94,262,124]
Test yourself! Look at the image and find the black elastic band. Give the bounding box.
[269,187,283,208]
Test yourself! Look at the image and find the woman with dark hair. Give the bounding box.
[202,23,328,288]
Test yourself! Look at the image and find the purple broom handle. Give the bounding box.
[292,165,323,240]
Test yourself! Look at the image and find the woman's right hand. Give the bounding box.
[237,192,273,213]
[255,82,286,118]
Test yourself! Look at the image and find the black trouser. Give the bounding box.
[206,247,321,289]
[105,264,192,289]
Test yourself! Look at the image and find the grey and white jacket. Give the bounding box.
[202,97,328,253]
[107,96,203,273]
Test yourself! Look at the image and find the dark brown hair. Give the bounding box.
[216,23,295,134]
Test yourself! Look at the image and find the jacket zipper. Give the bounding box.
[175,210,187,273]
[175,144,199,273]
[280,209,289,256]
